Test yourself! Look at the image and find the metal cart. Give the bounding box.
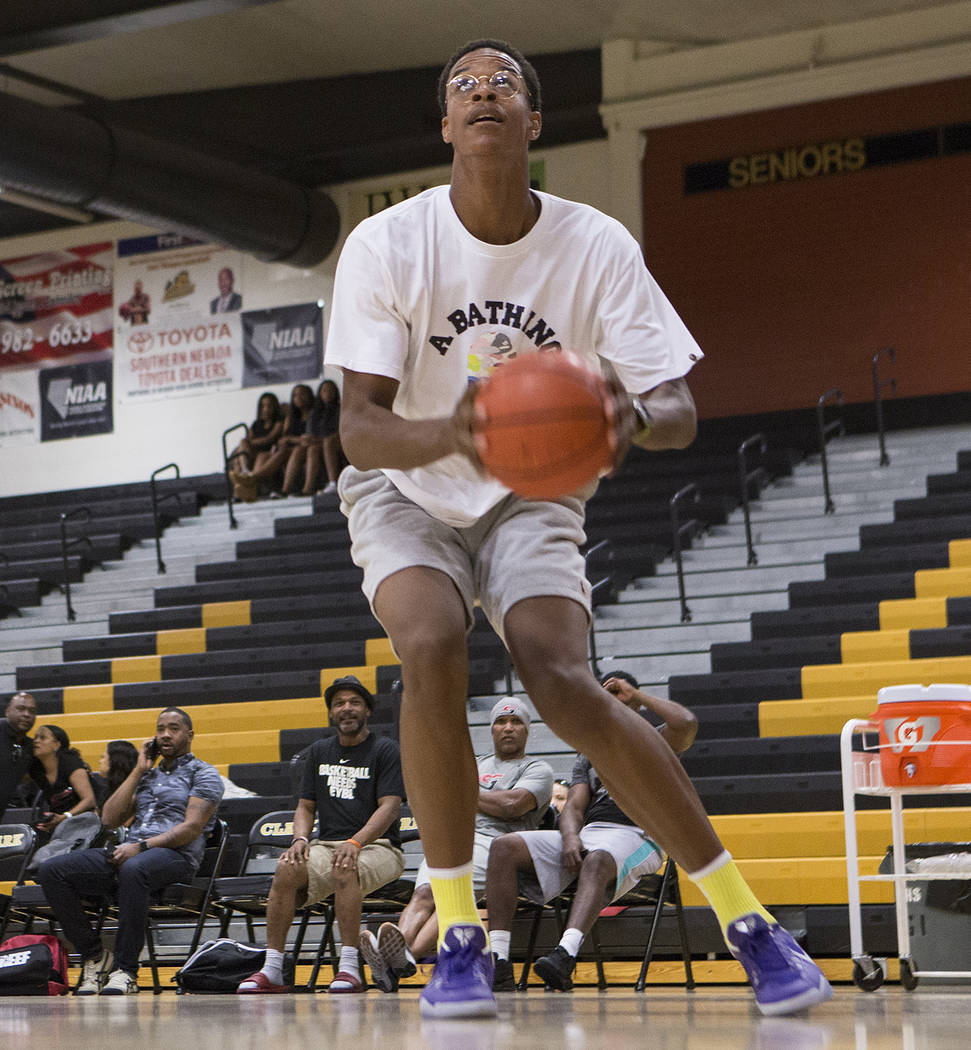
[841,717,971,991]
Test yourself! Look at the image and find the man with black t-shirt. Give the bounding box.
[238,675,404,995]
[485,683,697,992]
[0,691,36,821]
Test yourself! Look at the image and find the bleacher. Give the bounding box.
[3,416,971,985]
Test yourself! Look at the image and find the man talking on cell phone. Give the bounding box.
[36,707,223,996]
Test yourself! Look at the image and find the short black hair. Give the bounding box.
[438,38,541,117]
[158,706,193,731]
[599,669,638,690]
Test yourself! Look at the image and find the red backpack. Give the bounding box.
[0,934,70,996]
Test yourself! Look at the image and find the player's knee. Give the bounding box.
[582,849,617,881]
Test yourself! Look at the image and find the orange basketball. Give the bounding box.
[472,350,615,500]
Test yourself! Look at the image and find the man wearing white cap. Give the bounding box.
[359,696,552,991]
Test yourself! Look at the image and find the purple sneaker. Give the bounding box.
[419,924,496,1019]
[727,913,832,1016]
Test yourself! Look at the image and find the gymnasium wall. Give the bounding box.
[640,76,971,421]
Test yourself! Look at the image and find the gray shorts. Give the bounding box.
[413,830,495,898]
[518,822,662,903]
[338,466,592,641]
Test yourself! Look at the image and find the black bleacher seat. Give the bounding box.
[824,543,950,577]
[0,491,200,528]
[0,513,166,546]
[0,534,126,563]
[909,625,971,659]
[750,603,880,639]
[787,573,915,607]
[859,515,971,547]
[893,493,971,520]
[927,470,971,494]
[0,473,223,513]
[0,578,43,613]
[0,555,85,588]
[195,550,355,581]
[668,668,802,707]
[679,735,840,778]
[234,534,352,560]
[682,702,760,740]
[709,635,841,672]
[153,567,365,607]
[227,762,292,797]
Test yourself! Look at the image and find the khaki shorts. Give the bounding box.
[338,466,592,641]
[305,838,405,906]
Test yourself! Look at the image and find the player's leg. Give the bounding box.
[505,595,832,1014]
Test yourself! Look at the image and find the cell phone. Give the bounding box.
[146,738,160,761]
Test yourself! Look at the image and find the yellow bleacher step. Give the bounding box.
[840,629,909,664]
[949,539,971,568]
[878,596,948,631]
[801,655,971,699]
[62,685,115,714]
[74,728,283,768]
[201,600,251,628]
[759,695,875,736]
[365,637,396,665]
[156,628,207,656]
[914,566,971,599]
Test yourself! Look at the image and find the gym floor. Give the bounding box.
[5,986,971,1050]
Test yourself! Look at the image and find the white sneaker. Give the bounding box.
[100,969,139,995]
[75,949,111,996]
[322,481,338,494]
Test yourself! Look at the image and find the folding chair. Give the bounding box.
[139,819,230,993]
[214,810,332,990]
[517,855,694,990]
[0,823,37,941]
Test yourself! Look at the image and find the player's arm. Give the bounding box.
[631,377,697,451]
[477,786,540,821]
[639,694,698,754]
[339,369,474,470]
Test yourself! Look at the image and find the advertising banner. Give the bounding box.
[0,370,40,446]
[0,242,114,370]
[39,360,113,442]
[242,302,324,387]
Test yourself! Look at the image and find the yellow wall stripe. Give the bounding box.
[948,538,971,568]
[111,655,161,685]
[759,695,875,737]
[62,684,114,714]
[878,597,947,631]
[365,638,396,666]
[156,627,207,656]
[914,567,971,599]
[840,629,909,664]
[201,600,251,628]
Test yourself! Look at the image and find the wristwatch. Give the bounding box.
[138,840,150,852]
[631,396,653,436]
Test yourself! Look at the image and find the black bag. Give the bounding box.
[0,935,70,996]
[174,938,295,993]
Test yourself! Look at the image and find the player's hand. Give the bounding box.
[561,835,584,873]
[602,675,637,706]
[333,840,360,872]
[603,373,637,475]
[450,384,486,473]
[280,840,309,866]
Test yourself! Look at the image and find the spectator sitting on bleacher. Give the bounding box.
[91,740,140,812]
[229,392,285,480]
[1,691,37,822]
[310,379,343,495]
[485,681,697,992]
[230,383,316,501]
[238,674,404,995]
[28,724,98,832]
[550,779,569,816]
[37,707,224,996]
[358,696,552,993]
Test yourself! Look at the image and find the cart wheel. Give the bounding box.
[900,958,919,991]
[853,958,884,991]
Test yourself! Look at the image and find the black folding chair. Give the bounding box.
[0,823,38,941]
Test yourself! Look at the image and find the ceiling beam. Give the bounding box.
[0,0,277,58]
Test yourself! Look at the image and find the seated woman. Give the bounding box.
[28,724,99,842]
[229,392,284,477]
[309,379,343,495]
[90,739,139,813]
[231,383,316,500]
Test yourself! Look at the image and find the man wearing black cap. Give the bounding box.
[238,675,404,995]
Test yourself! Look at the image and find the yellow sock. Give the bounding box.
[688,851,775,936]
[427,861,485,948]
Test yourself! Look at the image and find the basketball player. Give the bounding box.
[325,39,831,1018]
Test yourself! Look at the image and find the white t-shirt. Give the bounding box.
[325,185,703,527]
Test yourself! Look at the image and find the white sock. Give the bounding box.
[490,930,511,961]
[558,928,584,958]
[262,948,284,985]
[339,944,360,980]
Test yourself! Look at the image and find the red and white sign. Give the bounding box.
[0,242,113,370]
[0,370,40,445]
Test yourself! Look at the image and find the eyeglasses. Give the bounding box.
[446,69,523,103]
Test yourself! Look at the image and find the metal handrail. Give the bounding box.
[150,463,181,574]
[738,433,767,566]
[221,421,248,530]
[872,347,896,467]
[584,539,612,677]
[670,484,700,623]
[59,507,92,622]
[816,388,844,514]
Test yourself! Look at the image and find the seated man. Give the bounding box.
[238,675,404,994]
[486,677,698,991]
[37,707,224,995]
[360,696,553,992]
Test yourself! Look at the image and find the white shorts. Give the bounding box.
[518,822,662,904]
[414,831,494,898]
[338,466,592,641]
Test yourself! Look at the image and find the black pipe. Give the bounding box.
[0,91,339,267]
